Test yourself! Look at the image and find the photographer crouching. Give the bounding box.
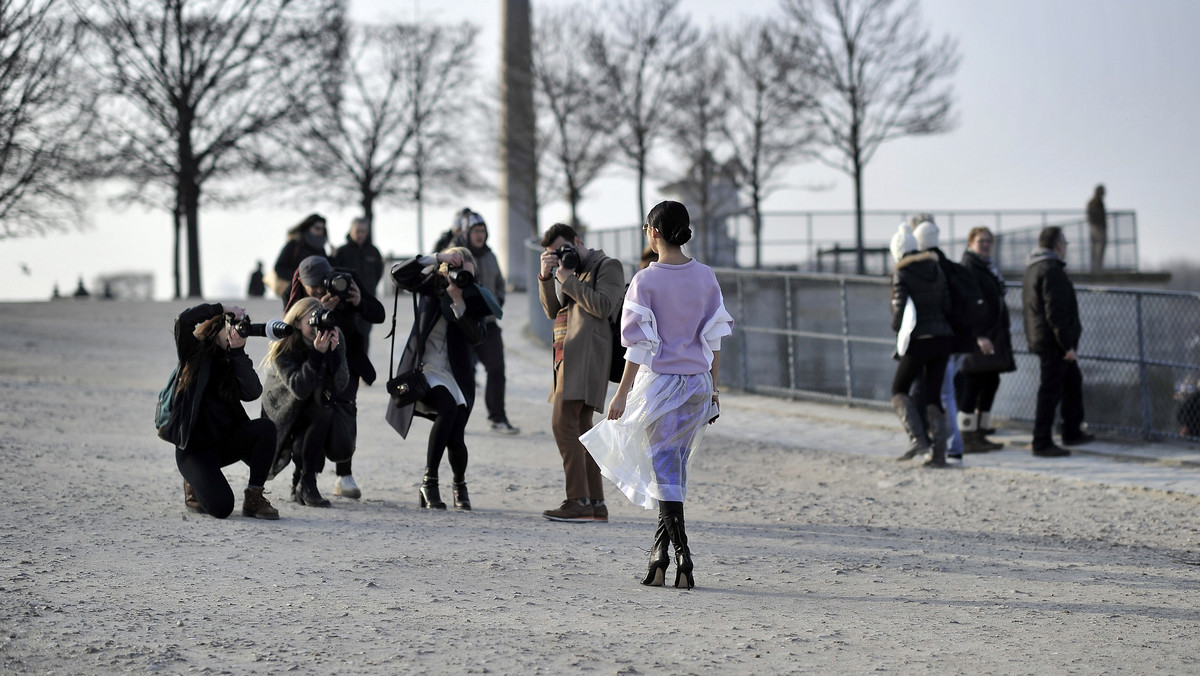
[385,247,501,510]
[281,255,385,499]
[163,304,279,520]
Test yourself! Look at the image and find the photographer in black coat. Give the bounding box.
[1022,226,1092,457]
[165,303,279,520]
[284,255,385,498]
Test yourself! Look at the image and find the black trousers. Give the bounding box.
[291,397,334,477]
[1033,350,1084,449]
[892,336,952,410]
[334,376,359,477]
[422,386,470,481]
[470,323,508,423]
[176,418,276,518]
[959,371,1001,413]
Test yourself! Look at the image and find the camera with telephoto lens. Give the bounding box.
[227,314,295,340]
[555,244,580,271]
[447,267,474,288]
[322,270,353,299]
[308,308,339,331]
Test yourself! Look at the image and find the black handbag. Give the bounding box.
[325,398,357,462]
[385,284,432,407]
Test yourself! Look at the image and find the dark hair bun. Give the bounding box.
[647,200,691,246]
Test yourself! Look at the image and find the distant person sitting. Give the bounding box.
[247,261,266,298]
[1087,184,1106,272]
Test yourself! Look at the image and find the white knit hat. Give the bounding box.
[890,223,918,262]
[913,218,939,251]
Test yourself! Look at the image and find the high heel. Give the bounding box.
[452,480,471,511]
[666,512,694,589]
[641,516,671,586]
[419,475,446,510]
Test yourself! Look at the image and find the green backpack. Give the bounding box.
[154,365,179,434]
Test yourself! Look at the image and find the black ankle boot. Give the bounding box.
[641,515,671,586]
[290,468,302,503]
[299,472,330,507]
[452,479,471,511]
[419,474,446,509]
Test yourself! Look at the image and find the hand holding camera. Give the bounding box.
[313,328,339,354]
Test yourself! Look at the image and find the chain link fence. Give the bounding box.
[715,268,1200,442]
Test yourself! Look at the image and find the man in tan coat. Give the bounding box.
[538,223,626,522]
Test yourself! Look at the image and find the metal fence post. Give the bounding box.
[737,274,749,393]
[785,276,796,391]
[1135,292,1153,440]
[840,278,855,402]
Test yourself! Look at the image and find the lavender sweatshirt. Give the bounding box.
[621,259,734,375]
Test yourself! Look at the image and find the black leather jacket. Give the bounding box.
[1022,248,1081,354]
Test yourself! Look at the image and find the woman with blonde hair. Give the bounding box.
[386,246,500,510]
[261,296,349,507]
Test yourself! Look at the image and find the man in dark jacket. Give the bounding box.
[1022,227,1093,457]
[286,255,386,497]
[333,217,386,352]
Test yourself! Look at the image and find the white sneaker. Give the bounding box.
[334,475,361,499]
[491,420,520,435]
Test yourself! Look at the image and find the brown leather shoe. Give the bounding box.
[184,481,203,513]
[591,501,608,522]
[542,499,594,522]
[242,486,280,520]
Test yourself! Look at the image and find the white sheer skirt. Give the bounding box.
[580,369,716,509]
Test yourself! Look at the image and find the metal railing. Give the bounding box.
[584,209,1139,274]
[714,268,1200,441]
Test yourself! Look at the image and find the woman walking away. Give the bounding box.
[958,226,1015,451]
[261,297,350,507]
[890,222,955,467]
[386,247,500,510]
[581,200,733,589]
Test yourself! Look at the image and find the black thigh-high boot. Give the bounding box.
[641,503,672,586]
[662,501,694,589]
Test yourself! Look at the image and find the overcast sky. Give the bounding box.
[2,0,1197,300]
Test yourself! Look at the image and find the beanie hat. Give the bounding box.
[913,218,939,251]
[465,211,485,229]
[890,223,918,263]
[298,255,332,286]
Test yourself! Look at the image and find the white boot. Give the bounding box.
[958,411,978,432]
[334,475,361,499]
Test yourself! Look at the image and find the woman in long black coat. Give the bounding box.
[958,227,1016,451]
[385,247,500,510]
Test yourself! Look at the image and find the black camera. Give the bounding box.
[555,244,580,271]
[447,267,474,288]
[229,314,295,340]
[322,271,353,298]
[308,308,339,331]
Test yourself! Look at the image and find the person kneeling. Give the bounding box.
[261,297,350,507]
[164,304,279,520]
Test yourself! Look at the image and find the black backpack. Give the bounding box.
[937,254,988,336]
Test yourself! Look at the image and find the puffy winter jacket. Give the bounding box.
[961,249,1016,373]
[890,251,954,338]
[1022,248,1081,354]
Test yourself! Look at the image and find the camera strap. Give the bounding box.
[387,283,426,381]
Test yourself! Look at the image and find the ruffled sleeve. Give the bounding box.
[699,301,734,366]
[621,299,659,368]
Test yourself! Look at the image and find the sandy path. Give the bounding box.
[2,297,1199,674]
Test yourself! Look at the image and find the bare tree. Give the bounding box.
[586,0,698,225]
[75,0,337,298]
[0,0,97,239]
[666,40,729,264]
[722,18,817,269]
[781,0,959,274]
[281,19,482,251]
[531,2,611,228]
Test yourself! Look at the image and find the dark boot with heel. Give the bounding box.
[892,394,930,461]
[641,514,671,586]
[452,479,471,511]
[923,404,948,468]
[419,472,446,509]
[663,502,694,589]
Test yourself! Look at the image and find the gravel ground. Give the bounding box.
[2,296,1199,675]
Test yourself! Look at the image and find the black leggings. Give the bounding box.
[291,398,334,476]
[176,418,276,518]
[958,371,1001,413]
[892,336,953,410]
[422,386,469,481]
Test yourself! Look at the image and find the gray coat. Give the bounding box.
[261,337,349,478]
